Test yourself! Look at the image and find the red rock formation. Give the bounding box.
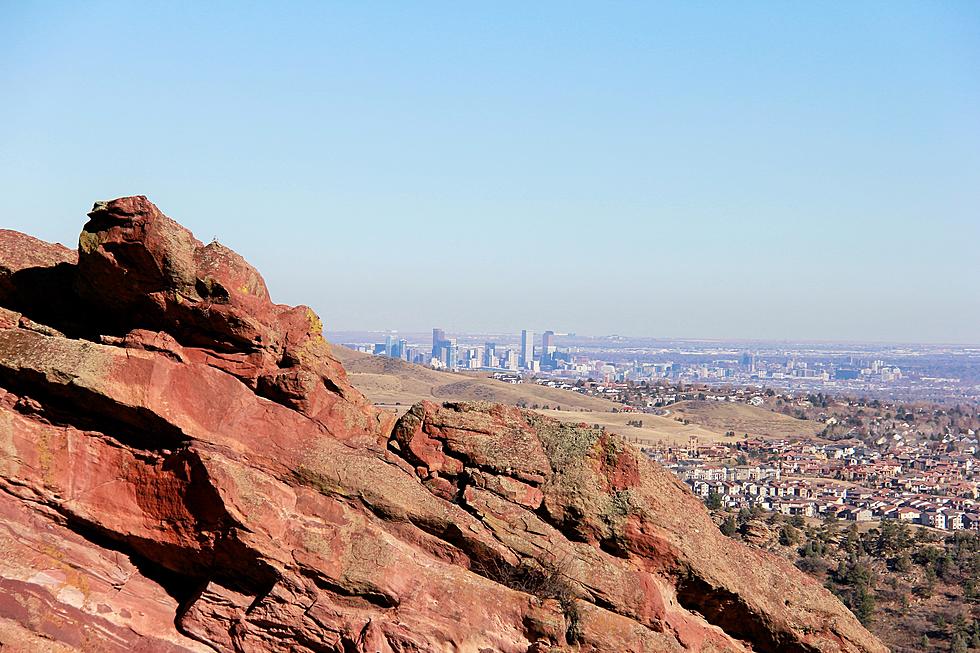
[0,197,887,653]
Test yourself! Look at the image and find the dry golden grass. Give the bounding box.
[534,408,735,447]
[666,400,825,439]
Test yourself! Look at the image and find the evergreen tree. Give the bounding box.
[950,633,967,653]
[706,492,723,510]
[853,585,875,625]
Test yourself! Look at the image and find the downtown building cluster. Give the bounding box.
[429,328,562,372]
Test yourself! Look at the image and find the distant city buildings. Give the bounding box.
[520,329,534,369]
[541,330,557,370]
[340,329,969,403]
[361,332,914,395]
[429,328,459,369]
[484,342,496,368]
[431,328,444,356]
[356,327,574,373]
[740,351,756,373]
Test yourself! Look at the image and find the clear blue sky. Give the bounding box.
[2,2,977,343]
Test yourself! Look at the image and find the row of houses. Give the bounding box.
[685,469,980,531]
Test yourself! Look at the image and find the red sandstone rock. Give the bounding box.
[0,198,887,653]
[0,229,77,276]
[0,229,78,323]
[70,196,388,443]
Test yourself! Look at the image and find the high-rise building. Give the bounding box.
[464,347,482,369]
[541,330,554,353]
[520,329,534,368]
[540,330,556,369]
[484,342,496,367]
[397,338,408,360]
[740,351,756,373]
[385,334,394,358]
[445,338,458,370]
[432,328,445,359]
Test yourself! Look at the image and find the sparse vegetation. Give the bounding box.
[712,509,980,652]
[472,554,582,644]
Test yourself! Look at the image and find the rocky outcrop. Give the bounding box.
[0,197,886,652]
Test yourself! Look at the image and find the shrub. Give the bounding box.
[720,516,738,537]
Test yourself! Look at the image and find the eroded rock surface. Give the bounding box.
[0,197,887,652]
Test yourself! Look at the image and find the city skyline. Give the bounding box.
[337,325,980,403]
[332,326,980,347]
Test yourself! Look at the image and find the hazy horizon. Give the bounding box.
[326,328,980,348]
[2,2,977,344]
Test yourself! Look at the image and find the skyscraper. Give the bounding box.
[432,328,445,360]
[520,329,534,369]
[541,330,554,354]
[446,339,458,370]
[435,338,458,370]
[484,342,496,368]
[431,329,446,360]
[740,351,756,373]
[540,330,556,370]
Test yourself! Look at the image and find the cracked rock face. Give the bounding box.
[0,198,887,653]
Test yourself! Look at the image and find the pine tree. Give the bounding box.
[950,633,967,653]
[853,585,875,625]
[706,492,722,510]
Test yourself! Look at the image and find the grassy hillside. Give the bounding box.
[535,408,734,447]
[667,399,826,439]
